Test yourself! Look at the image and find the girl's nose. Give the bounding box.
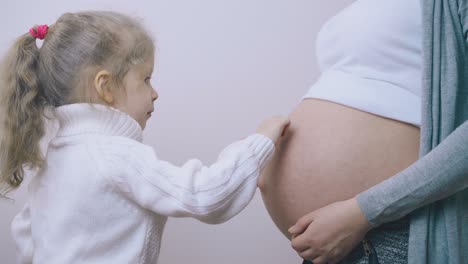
[151,88,158,101]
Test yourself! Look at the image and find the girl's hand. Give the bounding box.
[288,198,372,264]
[256,116,290,145]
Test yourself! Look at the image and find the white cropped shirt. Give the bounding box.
[303,0,422,126]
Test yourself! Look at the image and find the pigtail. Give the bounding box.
[0,29,47,194]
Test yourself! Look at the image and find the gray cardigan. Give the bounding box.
[356,0,468,263]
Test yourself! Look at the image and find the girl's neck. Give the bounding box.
[54,103,143,142]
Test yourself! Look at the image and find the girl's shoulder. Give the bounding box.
[91,135,154,158]
[89,135,158,171]
[88,136,161,190]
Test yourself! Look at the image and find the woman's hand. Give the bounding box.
[288,198,372,264]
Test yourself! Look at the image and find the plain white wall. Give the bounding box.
[0,1,354,263]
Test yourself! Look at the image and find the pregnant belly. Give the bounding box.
[259,99,420,239]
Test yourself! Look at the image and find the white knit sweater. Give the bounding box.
[11,104,275,264]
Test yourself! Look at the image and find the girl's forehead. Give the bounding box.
[132,59,154,74]
[144,59,154,73]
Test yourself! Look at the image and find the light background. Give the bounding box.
[0,1,353,263]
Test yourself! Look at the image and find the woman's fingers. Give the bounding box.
[289,211,315,235]
[291,234,311,252]
[299,248,319,262]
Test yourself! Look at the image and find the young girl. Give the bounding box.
[0,11,289,263]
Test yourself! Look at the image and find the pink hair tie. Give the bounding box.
[29,24,49,40]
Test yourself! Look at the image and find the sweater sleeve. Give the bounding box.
[107,134,274,224]
[10,203,34,264]
[356,121,468,227]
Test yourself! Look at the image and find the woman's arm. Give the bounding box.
[357,120,468,227]
[357,0,468,226]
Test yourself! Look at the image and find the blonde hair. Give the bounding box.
[0,11,154,194]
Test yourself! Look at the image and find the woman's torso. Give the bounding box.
[259,0,422,238]
[259,99,420,237]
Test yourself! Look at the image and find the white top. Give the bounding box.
[303,0,422,126]
[11,104,275,264]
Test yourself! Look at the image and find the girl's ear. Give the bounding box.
[94,70,114,104]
